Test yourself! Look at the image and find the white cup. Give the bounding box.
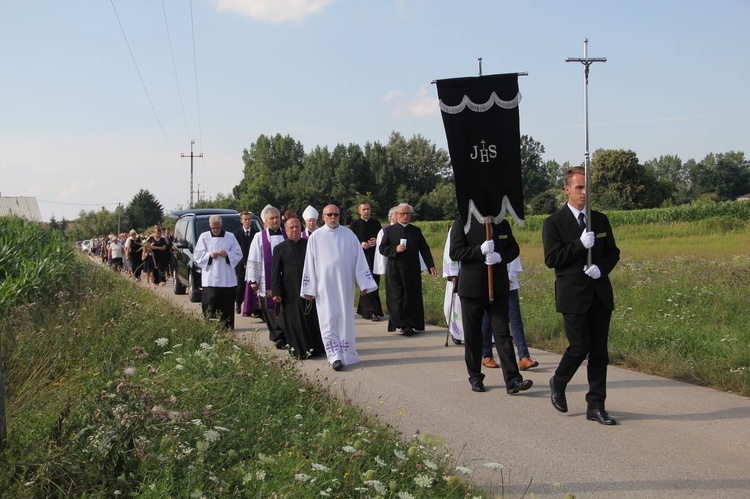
[400,238,407,247]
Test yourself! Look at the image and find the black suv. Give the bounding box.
[171,209,262,302]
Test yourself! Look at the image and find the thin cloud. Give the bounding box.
[386,85,439,118]
[215,0,333,24]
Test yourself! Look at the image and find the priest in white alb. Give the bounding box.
[246,205,287,348]
[194,215,244,330]
[301,204,378,371]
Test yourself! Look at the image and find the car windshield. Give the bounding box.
[195,216,243,235]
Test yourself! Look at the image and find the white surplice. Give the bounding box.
[441,226,464,341]
[245,228,285,295]
[300,224,377,366]
[194,230,244,287]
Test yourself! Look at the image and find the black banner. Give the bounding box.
[436,73,524,231]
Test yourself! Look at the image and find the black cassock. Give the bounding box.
[271,239,325,359]
[379,223,435,332]
[349,217,383,319]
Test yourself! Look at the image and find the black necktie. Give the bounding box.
[246,231,250,237]
[578,212,586,230]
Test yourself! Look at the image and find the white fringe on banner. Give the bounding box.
[463,198,525,233]
[440,91,522,114]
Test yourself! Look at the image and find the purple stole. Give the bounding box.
[242,228,286,315]
[301,229,311,239]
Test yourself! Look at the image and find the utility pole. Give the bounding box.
[181,139,203,208]
[566,38,606,267]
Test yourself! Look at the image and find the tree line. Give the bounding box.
[53,131,749,239]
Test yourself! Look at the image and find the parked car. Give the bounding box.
[171,209,262,302]
[81,239,92,254]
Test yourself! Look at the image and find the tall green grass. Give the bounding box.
[0,217,485,497]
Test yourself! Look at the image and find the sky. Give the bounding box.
[1,0,748,222]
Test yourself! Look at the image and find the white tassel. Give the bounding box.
[440,92,522,114]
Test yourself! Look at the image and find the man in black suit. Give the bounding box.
[233,211,258,314]
[449,215,533,395]
[542,166,621,425]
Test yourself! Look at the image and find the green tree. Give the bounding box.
[690,151,750,201]
[519,135,553,200]
[591,149,665,210]
[124,190,163,230]
[233,134,305,212]
[644,155,693,205]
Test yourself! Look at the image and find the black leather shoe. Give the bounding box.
[471,381,485,392]
[451,337,462,345]
[549,377,568,413]
[235,304,242,314]
[586,408,617,425]
[275,339,288,350]
[506,379,533,394]
[332,360,344,371]
[402,327,414,336]
[370,314,380,322]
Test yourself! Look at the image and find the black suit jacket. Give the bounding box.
[449,217,519,299]
[542,205,620,314]
[233,226,257,270]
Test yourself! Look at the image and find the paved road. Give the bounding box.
[151,281,750,498]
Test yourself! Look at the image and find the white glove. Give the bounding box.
[480,239,494,255]
[485,252,502,266]
[584,264,601,279]
[579,230,595,249]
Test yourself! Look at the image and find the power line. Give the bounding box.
[110,0,178,153]
[189,0,207,195]
[162,0,192,139]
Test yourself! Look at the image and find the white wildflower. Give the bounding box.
[455,466,475,476]
[123,366,136,377]
[414,473,434,488]
[397,492,415,499]
[213,426,230,432]
[374,455,387,467]
[294,414,304,420]
[203,430,221,443]
[394,449,408,460]
[364,480,386,494]
[175,364,184,370]
[483,462,504,470]
[200,342,213,350]
[295,473,311,482]
[319,489,331,497]
[155,337,169,348]
[342,445,357,453]
[258,453,275,464]
[190,419,204,426]
[423,459,438,470]
[312,463,330,472]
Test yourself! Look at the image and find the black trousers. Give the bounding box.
[235,267,246,308]
[554,292,612,409]
[201,286,236,330]
[459,295,521,388]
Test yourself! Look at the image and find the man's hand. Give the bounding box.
[485,252,502,266]
[429,267,438,277]
[304,294,314,301]
[480,239,494,255]
[579,229,595,249]
[250,283,258,291]
[272,296,282,303]
[584,264,601,279]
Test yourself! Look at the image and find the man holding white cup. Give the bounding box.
[378,203,438,336]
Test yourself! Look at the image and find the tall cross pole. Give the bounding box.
[181,139,203,208]
[566,38,606,267]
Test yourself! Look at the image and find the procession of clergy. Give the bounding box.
[194,201,441,372]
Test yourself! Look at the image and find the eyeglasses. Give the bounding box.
[323,213,340,217]
[397,212,411,215]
